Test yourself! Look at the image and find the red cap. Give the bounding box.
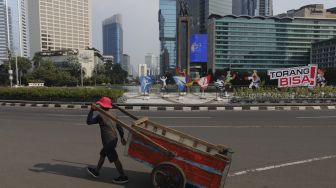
[96,97,112,109]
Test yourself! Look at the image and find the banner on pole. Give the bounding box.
[268,65,317,88]
[173,76,186,92]
[140,76,153,93]
[196,75,211,91]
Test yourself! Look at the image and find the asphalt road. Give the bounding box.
[0,106,335,188]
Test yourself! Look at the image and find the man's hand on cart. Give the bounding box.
[121,137,127,146]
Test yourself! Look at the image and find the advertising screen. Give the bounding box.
[190,34,208,63]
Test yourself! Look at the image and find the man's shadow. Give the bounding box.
[29,159,152,188]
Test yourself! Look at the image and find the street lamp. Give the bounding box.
[7,48,13,87]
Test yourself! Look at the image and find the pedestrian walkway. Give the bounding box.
[124,92,230,105]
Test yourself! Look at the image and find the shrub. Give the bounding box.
[0,87,124,102]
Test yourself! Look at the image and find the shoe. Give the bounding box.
[112,176,129,184]
[87,167,99,178]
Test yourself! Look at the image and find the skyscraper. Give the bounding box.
[0,0,9,63]
[159,0,177,73]
[27,0,92,58]
[102,14,123,65]
[232,0,273,16]
[122,54,131,75]
[185,0,232,34]
[8,0,29,57]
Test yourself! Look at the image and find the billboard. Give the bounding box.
[268,65,317,88]
[190,34,208,63]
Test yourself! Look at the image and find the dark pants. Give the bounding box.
[100,139,118,163]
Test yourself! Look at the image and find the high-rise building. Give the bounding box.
[8,0,29,57]
[159,0,177,72]
[0,0,9,63]
[138,64,148,78]
[27,0,92,58]
[122,54,131,75]
[278,4,336,19]
[145,53,159,76]
[185,0,232,34]
[232,0,272,16]
[208,14,336,72]
[102,14,123,65]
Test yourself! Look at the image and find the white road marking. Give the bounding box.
[297,116,336,119]
[46,114,87,117]
[228,155,336,177]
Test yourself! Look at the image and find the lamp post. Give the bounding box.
[7,48,13,87]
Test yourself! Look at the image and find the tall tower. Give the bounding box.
[232,0,272,16]
[159,0,177,73]
[7,0,29,57]
[102,14,123,65]
[0,0,9,63]
[27,0,92,57]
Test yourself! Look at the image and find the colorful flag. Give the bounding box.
[173,76,186,92]
[140,76,153,93]
[196,75,211,91]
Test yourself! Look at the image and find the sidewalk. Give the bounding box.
[124,92,230,105]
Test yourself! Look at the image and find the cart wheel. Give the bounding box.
[151,162,186,188]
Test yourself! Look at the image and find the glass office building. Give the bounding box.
[103,14,123,65]
[159,0,177,72]
[208,15,336,72]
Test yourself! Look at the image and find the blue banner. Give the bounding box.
[140,76,153,93]
[173,76,186,92]
[190,34,208,63]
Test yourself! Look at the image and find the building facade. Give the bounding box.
[145,53,159,76]
[159,0,177,73]
[27,0,91,58]
[0,0,9,63]
[208,15,336,72]
[278,4,336,19]
[7,0,29,58]
[122,54,131,75]
[39,49,104,78]
[102,14,123,65]
[138,64,148,78]
[233,0,273,17]
[186,0,233,34]
[312,38,336,68]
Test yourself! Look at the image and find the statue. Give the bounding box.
[316,69,326,87]
[222,71,236,97]
[247,70,261,90]
[178,0,189,16]
[160,76,168,92]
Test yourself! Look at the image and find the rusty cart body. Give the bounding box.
[95,104,233,188]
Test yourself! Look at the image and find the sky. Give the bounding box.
[92,0,336,69]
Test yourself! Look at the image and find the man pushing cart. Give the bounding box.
[85,96,233,188]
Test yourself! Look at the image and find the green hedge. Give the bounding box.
[233,86,336,98]
[0,87,124,102]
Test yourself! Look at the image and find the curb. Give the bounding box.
[1,101,336,111]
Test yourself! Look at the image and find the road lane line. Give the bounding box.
[297,116,336,119]
[228,155,336,177]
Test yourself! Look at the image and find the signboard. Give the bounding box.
[190,34,208,63]
[268,65,317,88]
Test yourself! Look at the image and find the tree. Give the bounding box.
[9,57,32,85]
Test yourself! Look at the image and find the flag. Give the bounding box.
[140,76,153,93]
[173,76,186,92]
[196,75,211,91]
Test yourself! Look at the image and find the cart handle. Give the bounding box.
[113,104,139,120]
[92,103,175,157]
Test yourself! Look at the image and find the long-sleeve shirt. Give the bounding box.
[86,110,124,146]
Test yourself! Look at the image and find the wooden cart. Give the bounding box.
[94,104,233,188]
